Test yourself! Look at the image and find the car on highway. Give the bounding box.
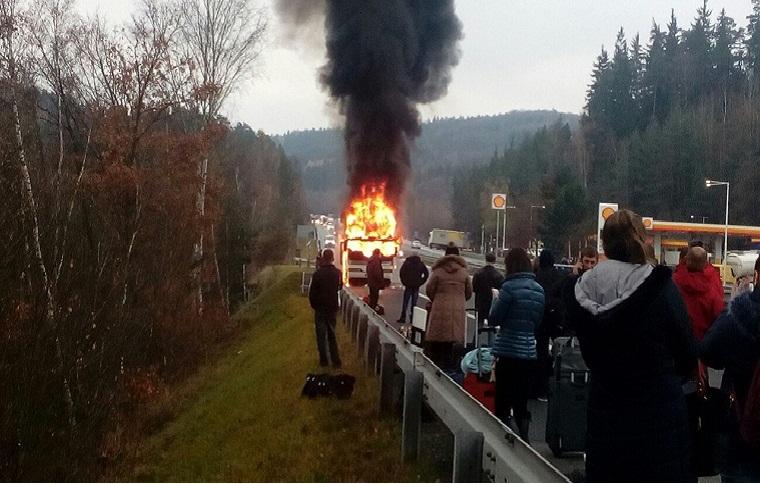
[411,239,422,249]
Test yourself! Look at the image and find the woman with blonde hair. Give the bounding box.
[564,209,697,482]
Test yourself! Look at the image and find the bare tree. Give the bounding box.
[178,0,267,315]
[0,0,77,432]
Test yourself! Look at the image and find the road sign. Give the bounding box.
[642,217,654,230]
[491,193,507,210]
[597,202,618,254]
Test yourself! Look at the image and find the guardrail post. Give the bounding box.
[379,343,397,417]
[350,306,360,336]
[341,295,351,326]
[365,325,380,374]
[401,369,423,462]
[357,315,368,356]
[453,431,484,483]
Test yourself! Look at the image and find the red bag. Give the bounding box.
[463,373,495,412]
[739,361,760,449]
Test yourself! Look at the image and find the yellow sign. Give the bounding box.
[642,217,654,230]
[602,207,616,220]
[491,193,507,210]
[597,203,619,254]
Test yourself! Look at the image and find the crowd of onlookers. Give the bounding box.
[308,209,760,482]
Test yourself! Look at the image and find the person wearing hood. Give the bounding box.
[397,250,429,325]
[700,255,760,482]
[425,245,473,370]
[472,252,503,326]
[533,249,565,400]
[488,248,545,441]
[674,246,725,342]
[564,209,697,483]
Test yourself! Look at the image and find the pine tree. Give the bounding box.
[683,0,715,102]
[745,0,760,92]
[643,21,668,121]
[609,28,637,136]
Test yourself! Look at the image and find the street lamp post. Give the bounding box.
[705,179,730,264]
[529,205,546,255]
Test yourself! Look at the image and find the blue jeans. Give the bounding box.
[399,286,419,323]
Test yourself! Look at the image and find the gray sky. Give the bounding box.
[77,0,754,135]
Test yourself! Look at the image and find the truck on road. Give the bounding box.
[428,229,467,250]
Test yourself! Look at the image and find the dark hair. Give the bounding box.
[679,247,689,261]
[755,255,760,272]
[539,249,554,269]
[580,246,598,259]
[505,248,532,275]
[689,240,705,248]
[322,249,334,262]
[485,252,496,263]
[601,209,649,264]
[445,245,460,256]
[372,248,381,257]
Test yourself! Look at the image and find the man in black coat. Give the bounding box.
[366,248,385,310]
[397,250,429,324]
[533,249,565,399]
[700,255,760,482]
[308,249,342,367]
[472,252,503,325]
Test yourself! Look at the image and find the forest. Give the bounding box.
[0,0,303,478]
[454,1,760,256]
[277,110,578,238]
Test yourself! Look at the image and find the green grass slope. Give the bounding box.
[127,267,437,482]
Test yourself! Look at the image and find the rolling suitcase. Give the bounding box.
[545,336,590,457]
[462,324,499,412]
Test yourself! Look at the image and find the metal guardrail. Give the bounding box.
[340,289,569,483]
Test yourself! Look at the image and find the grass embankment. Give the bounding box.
[126,266,437,482]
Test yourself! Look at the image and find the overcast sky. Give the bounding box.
[77,0,754,135]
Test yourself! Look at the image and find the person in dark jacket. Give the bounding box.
[489,248,545,442]
[564,209,697,483]
[533,249,565,400]
[700,255,760,482]
[472,252,503,326]
[397,250,429,324]
[308,249,342,367]
[366,248,385,310]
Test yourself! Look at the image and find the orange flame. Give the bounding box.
[343,183,400,260]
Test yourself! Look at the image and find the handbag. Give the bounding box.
[690,368,732,477]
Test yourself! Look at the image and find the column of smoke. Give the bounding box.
[277,0,463,216]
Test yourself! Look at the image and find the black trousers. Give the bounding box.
[495,357,536,424]
[368,286,380,308]
[314,310,341,366]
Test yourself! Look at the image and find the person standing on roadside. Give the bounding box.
[308,249,342,368]
[489,248,545,442]
[397,250,429,325]
[573,246,599,276]
[673,246,725,342]
[564,210,696,482]
[533,249,565,400]
[701,255,760,482]
[472,252,503,326]
[366,248,385,311]
[425,245,473,370]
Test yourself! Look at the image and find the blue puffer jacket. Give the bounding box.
[489,273,545,360]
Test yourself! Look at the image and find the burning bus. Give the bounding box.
[341,184,400,286]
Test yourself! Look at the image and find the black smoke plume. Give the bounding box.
[275,0,462,213]
[321,0,462,208]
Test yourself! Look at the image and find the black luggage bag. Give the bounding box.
[545,336,590,457]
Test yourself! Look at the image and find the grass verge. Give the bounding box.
[122,266,439,482]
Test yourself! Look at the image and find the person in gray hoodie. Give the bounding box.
[564,209,697,483]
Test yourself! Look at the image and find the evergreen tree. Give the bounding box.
[664,10,684,107]
[609,28,638,136]
[643,21,669,121]
[683,0,715,102]
[745,0,760,91]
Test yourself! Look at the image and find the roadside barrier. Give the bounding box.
[340,289,569,483]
